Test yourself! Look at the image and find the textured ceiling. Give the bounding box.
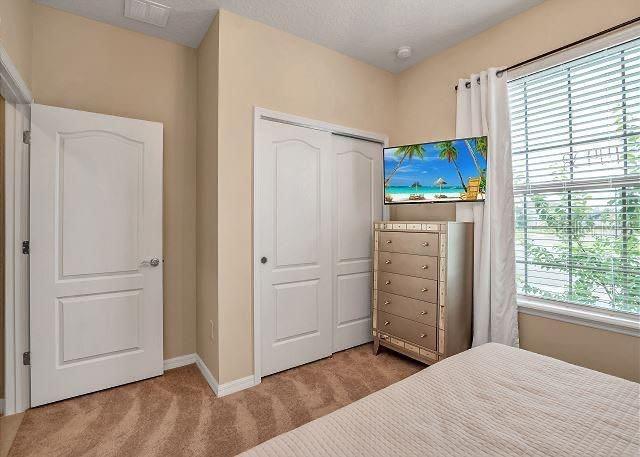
[35,0,544,73]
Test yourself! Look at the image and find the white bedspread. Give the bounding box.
[242,343,639,456]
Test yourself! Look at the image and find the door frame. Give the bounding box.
[1,45,32,415]
[252,107,388,385]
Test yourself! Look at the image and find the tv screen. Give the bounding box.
[383,136,487,204]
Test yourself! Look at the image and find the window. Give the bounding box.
[508,38,639,316]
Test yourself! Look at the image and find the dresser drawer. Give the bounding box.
[377,271,437,303]
[378,252,438,280]
[377,311,437,350]
[376,291,437,327]
[378,231,438,256]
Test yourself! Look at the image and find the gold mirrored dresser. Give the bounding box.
[372,221,473,364]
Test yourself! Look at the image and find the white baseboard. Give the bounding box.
[195,354,219,394]
[163,353,197,371]
[218,375,257,397]
[194,355,258,397]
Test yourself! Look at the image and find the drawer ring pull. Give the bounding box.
[385,260,391,264]
[385,280,391,285]
[422,242,430,247]
[421,288,428,292]
[421,265,428,269]
[384,321,390,326]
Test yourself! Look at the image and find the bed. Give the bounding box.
[242,343,639,456]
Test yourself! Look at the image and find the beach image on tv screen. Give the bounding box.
[384,137,487,204]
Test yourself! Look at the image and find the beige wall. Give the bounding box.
[196,15,220,379]
[31,5,198,360]
[390,0,640,381]
[0,95,4,397]
[519,314,640,382]
[216,10,396,383]
[0,0,33,88]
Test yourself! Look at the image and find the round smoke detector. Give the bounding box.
[396,46,412,59]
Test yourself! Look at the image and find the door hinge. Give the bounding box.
[23,131,31,145]
[23,351,30,366]
[22,240,30,254]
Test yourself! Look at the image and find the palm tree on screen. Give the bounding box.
[384,144,425,187]
[437,141,468,192]
[464,139,482,175]
[476,136,488,159]
[464,137,488,175]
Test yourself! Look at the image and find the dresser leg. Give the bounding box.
[373,337,380,355]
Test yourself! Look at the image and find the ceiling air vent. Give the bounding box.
[124,0,171,28]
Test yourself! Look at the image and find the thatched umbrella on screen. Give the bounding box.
[434,177,447,192]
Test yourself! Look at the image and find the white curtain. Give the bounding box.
[455,68,519,347]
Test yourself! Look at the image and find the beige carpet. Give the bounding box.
[0,414,24,457]
[8,344,423,457]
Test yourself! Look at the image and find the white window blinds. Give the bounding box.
[508,37,640,315]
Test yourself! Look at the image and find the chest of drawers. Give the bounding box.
[372,221,473,364]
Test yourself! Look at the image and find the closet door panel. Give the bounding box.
[332,135,383,352]
[258,121,333,377]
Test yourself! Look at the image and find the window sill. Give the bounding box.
[517,296,640,337]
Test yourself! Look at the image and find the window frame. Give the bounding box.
[506,26,640,335]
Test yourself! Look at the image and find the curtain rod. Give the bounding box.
[454,16,639,90]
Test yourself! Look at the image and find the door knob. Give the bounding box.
[385,260,391,264]
[384,300,391,305]
[141,258,161,267]
[261,257,268,264]
[421,265,428,269]
[422,242,430,247]
[421,288,428,292]
[385,280,391,285]
[386,240,392,244]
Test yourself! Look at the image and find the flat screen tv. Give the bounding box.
[383,136,487,204]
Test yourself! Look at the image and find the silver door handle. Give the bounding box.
[141,258,161,267]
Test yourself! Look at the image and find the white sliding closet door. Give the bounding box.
[256,118,383,377]
[332,135,382,352]
[257,121,333,377]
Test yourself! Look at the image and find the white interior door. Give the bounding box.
[332,135,382,352]
[257,120,333,377]
[30,104,163,406]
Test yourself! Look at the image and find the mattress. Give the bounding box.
[242,343,639,456]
